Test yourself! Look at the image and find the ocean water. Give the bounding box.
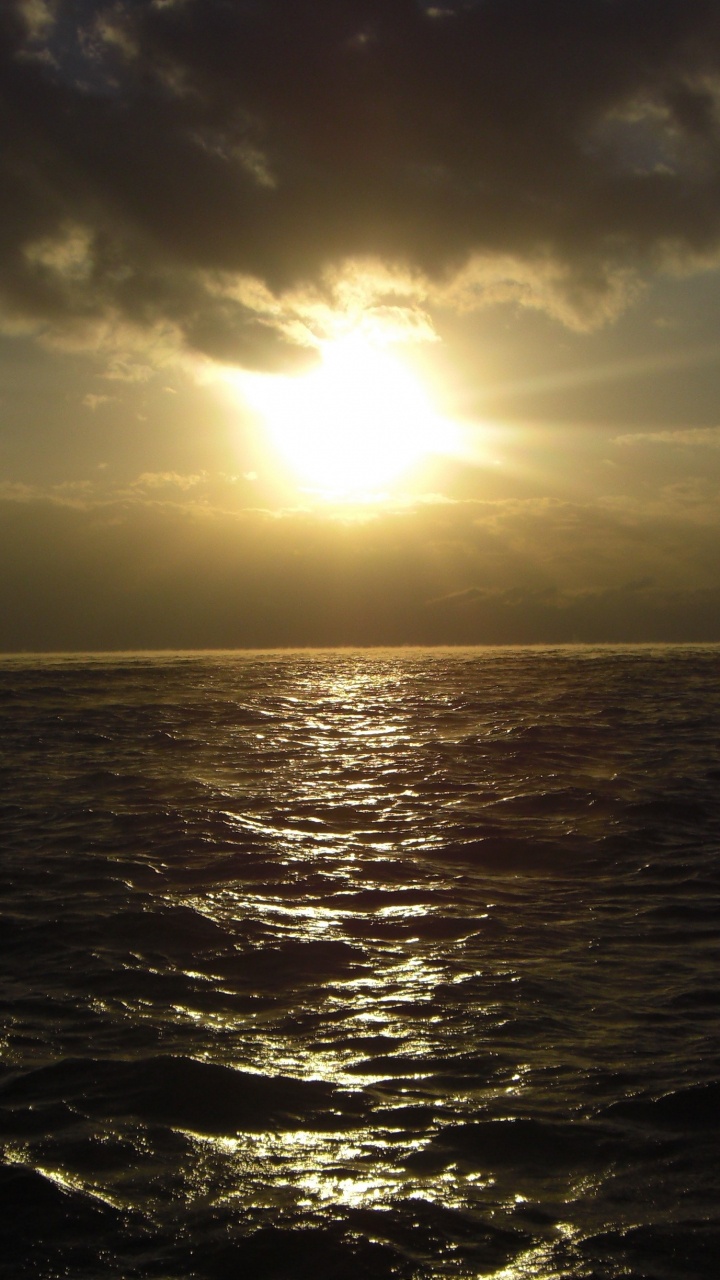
[1,645,719,1280]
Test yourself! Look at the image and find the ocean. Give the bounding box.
[1,646,719,1279]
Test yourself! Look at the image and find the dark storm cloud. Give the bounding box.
[3,0,720,361]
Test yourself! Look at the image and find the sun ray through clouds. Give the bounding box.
[228,327,462,502]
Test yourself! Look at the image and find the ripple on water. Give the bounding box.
[1,646,719,1278]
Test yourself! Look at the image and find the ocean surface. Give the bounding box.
[1,645,719,1279]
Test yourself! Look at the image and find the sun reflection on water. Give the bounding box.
[135,655,608,1278]
[6,650,718,1280]
[183,1125,507,1220]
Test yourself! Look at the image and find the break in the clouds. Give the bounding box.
[5,0,720,367]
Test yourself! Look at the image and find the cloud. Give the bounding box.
[615,426,720,447]
[4,0,720,369]
[82,391,113,410]
[1,474,719,648]
[421,578,720,645]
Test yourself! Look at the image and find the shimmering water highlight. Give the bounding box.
[1,646,719,1278]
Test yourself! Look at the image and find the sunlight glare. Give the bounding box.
[238,332,457,500]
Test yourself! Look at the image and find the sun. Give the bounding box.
[237,331,454,500]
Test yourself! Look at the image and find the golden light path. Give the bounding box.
[234,330,461,501]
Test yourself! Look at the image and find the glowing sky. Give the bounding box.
[3,0,720,646]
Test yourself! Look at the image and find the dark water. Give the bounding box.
[1,646,719,1279]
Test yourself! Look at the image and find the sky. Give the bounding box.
[3,0,720,648]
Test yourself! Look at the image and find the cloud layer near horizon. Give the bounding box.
[5,0,720,369]
[3,473,720,648]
